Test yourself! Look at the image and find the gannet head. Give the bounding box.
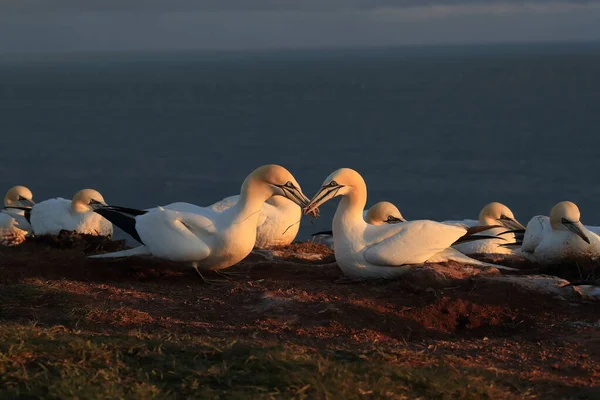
[242,164,310,208]
[549,201,590,244]
[365,201,406,225]
[71,189,107,213]
[478,202,525,231]
[4,186,34,208]
[304,168,364,214]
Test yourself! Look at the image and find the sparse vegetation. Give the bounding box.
[0,239,598,399]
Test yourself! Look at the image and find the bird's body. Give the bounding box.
[519,202,600,265]
[207,195,301,248]
[0,186,34,246]
[303,168,511,279]
[312,201,406,249]
[29,189,112,237]
[91,165,310,275]
[449,202,525,255]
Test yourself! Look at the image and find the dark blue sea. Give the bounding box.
[1,42,600,240]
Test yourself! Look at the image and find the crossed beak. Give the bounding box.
[279,185,311,208]
[498,216,526,232]
[562,218,591,244]
[303,185,342,216]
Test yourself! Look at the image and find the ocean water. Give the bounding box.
[1,43,600,241]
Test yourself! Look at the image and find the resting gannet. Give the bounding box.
[519,201,600,265]
[0,186,34,246]
[450,202,525,255]
[23,189,112,236]
[311,201,406,248]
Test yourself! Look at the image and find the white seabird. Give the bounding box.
[207,194,301,248]
[449,202,525,255]
[0,186,35,246]
[311,201,406,249]
[519,201,600,265]
[27,189,113,236]
[90,165,310,279]
[303,168,514,280]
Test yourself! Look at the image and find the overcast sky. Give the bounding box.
[1,1,600,53]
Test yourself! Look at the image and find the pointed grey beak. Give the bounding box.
[304,185,343,216]
[498,216,526,231]
[562,218,590,244]
[386,216,407,224]
[89,199,108,210]
[279,185,310,208]
[19,199,35,208]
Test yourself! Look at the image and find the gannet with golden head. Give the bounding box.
[207,194,301,248]
[28,189,113,236]
[451,202,525,255]
[303,168,513,279]
[0,186,34,246]
[91,165,310,278]
[520,201,600,265]
[311,201,406,248]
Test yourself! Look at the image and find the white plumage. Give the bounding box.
[30,189,112,237]
[519,201,600,265]
[90,165,310,276]
[449,202,525,255]
[0,186,34,246]
[303,168,512,279]
[207,194,301,248]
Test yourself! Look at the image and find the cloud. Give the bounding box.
[0,1,599,52]
[2,1,599,13]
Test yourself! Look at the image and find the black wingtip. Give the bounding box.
[3,206,32,224]
[311,230,333,237]
[104,205,148,216]
[453,234,504,245]
[94,207,144,244]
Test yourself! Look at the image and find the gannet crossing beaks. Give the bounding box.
[304,168,510,279]
[275,181,311,208]
[303,179,345,215]
[90,165,311,279]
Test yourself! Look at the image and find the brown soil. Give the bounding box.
[1,236,599,398]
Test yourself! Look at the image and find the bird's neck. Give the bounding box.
[232,180,271,225]
[333,188,368,234]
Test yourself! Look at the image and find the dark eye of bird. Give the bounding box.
[329,181,338,187]
[387,216,395,221]
[285,181,295,189]
[18,196,25,200]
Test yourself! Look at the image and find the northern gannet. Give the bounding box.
[303,168,513,279]
[207,195,301,248]
[0,186,34,246]
[25,189,112,236]
[449,202,525,255]
[519,201,600,265]
[311,201,406,249]
[91,165,310,280]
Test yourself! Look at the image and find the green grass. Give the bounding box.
[0,323,529,400]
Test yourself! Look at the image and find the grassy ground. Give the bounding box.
[0,323,534,399]
[0,238,599,399]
